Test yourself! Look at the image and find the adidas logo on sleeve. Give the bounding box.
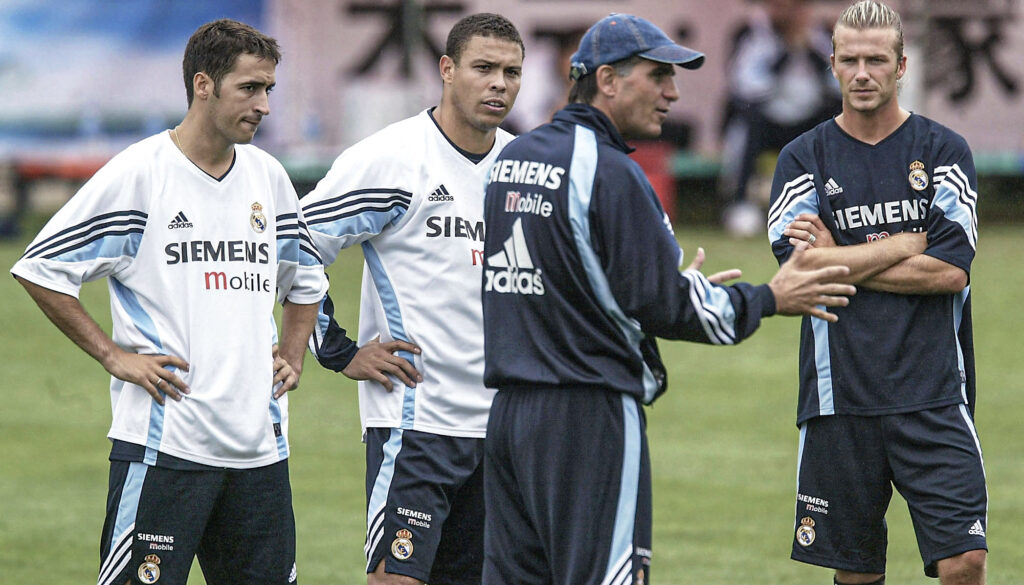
[168,211,193,229]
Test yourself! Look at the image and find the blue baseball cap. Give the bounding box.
[569,13,705,81]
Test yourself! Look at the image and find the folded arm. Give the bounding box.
[782,214,926,284]
[859,254,967,294]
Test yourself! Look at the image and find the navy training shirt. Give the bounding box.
[481,104,777,404]
[767,114,978,424]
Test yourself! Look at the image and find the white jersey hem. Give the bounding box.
[108,432,286,469]
[362,418,486,439]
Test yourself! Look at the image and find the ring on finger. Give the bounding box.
[807,234,817,245]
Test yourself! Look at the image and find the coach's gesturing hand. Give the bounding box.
[769,242,857,322]
[684,246,743,284]
[343,337,423,392]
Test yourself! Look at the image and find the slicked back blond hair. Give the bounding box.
[832,0,904,61]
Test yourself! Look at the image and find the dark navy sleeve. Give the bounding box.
[924,131,977,275]
[590,160,776,345]
[767,140,820,266]
[308,291,358,372]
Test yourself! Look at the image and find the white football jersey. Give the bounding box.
[304,109,513,438]
[12,132,328,468]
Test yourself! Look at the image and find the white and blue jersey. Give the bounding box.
[303,109,514,438]
[11,131,328,468]
[481,104,777,404]
[767,115,978,424]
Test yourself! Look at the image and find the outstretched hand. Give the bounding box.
[684,247,743,284]
[769,242,857,322]
[104,349,190,405]
[342,337,423,392]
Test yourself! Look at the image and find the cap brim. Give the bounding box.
[641,44,705,70]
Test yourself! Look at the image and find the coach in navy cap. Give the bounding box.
[480,8,854,585]
[560,13,705,141]
[569,13,704,81]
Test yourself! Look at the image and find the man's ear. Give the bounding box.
[595,64,618,97]
[439,55,455,84]
[194,72,213,101]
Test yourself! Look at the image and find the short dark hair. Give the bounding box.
[445,13,524,64]
[567,55,644,105]
[182,19,281,108]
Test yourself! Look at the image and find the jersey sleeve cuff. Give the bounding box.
[315,335,359,372]
[10,265,83,299]
[754,283,777,317]
[922,247,972,277]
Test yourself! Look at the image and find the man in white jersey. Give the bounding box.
[302,13,523,585]
[12,20,326,585]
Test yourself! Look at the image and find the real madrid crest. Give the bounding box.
[391,529,414,560]
[908,160,929,192]
[138,554,161,584]
[250,201,267,233]
[796,516,816,547]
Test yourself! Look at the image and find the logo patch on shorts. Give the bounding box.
[137,531,175,552]
[138,557,161,583]
[969,519,986,537]
[397,506,432,528]
[391,529,414,560]
[796,516,816,547]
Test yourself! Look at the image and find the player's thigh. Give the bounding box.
[99,462,221,585]
[431,456,486,585]
[484,387,651,585]
[365,428,484,584]
[791,415,892,574]
[885,405,988,577]
[483,392,550,585]
[196,460,296,585]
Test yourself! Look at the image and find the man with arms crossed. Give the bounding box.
[480,13,855,585]
[12,19,326,585]
[769,2,985,584]
[302,13,524,585]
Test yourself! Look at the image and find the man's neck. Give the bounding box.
[835,105,910,146]
[174,115,235,177]
[432,103,495,155]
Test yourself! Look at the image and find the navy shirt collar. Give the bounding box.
[553,103,635,154]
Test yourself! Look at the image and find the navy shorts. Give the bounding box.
[483,387,653,585]
[98,458,296,585]
[364,427,485,585]
[792,404,987,577]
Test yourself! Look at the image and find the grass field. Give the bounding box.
[1,222,1021,584]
